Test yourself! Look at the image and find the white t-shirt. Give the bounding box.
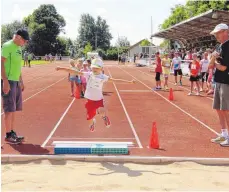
[83,72,109,101]
[200,59,209,73]
[172,57,182,70]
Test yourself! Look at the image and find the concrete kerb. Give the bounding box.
[2,154,229,166]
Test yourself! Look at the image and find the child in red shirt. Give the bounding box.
[154,52,162,90]
[188,53,201,96]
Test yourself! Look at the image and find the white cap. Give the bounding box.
[210,23,229,35]
[91,58,103,68]
[83,60,88,65]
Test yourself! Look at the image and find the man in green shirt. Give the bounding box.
[1,29,29,144]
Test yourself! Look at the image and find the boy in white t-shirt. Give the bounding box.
[171,52,183,86]
[200,52,209,92]
[56,58,135,132]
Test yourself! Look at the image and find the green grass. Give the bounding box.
[21,60,49,66]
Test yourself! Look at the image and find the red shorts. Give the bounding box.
[85,99,104,120]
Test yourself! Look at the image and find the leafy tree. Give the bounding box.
[140,39,151,46]
[161,0,229,30]
[83,42,93,56]
[1,20,25,44]
[77,14,112,50]
[116,36,130,47]
[23,4,66,55]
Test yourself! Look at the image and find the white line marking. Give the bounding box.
[136,69,213,101]
[119,90,151,92]
[51,137,135,140]
[107,68,143,148]
[41,98,75,147]
[45,145,140,149]
[119,67,219,135]
[52,141,134,145]
[1,77,66,115]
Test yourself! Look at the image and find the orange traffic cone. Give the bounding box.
[148,122,159,149]
[74,86,80,99]
[169,88,174,101]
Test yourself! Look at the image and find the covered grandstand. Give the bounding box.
[151,9,229,49]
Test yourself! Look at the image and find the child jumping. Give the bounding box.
[56,58,135,132]
[188,53,201,96]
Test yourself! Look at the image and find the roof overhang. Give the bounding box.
[151,10,229,41]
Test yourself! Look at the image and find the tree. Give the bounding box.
[160,0,229,30]
[140,39,151,46]
[83,42,93,56]
[160,39,170,50]
[55,37,73,55]
[77,14,112,51]
[116,36,130,47]
[1,20,25,44]
[23,4,66,55]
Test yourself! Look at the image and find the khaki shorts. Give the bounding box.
[213,83,229,111]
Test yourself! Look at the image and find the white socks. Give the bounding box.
[221,129,229,138]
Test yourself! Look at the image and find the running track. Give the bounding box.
[1,61,229,157]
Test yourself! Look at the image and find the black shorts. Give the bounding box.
[1,80,22,113]
[155,72,161,81]
[201,72,209,82]
[190,75,199,82]
[174,69,182,76]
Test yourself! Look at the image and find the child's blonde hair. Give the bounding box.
[69,59,75,65]
[77,58,83,64]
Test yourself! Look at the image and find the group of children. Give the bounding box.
[68,58,91,98]
[153,51,215,96]
[56,57,134,132]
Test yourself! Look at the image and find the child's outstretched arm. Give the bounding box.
[56,66,83,75]
[108,77,135,83]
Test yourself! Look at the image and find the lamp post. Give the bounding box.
[117,32,120,63]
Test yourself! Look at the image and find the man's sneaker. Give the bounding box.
[89,119,96,132]
[220,139,229,147]
[11,130,24,140]
[5,132,22,144]
[102,116,111,128]
[211,136,226,144]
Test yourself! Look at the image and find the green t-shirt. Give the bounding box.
[28,53,32,60]
[1,40,22,81]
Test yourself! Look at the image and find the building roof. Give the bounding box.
[151,9,229,44]
[128,39,155,50]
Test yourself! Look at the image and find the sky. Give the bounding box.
[1,0,186,46]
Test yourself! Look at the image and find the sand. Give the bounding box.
[2,160,229,191]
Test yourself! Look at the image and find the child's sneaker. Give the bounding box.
[196,92,200,96]
[102,116,111,128]
[220,138,229,147]
[89,119,96,132]
[211,136,226,144]
[188,92,193,96]
[179,81,182,86]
